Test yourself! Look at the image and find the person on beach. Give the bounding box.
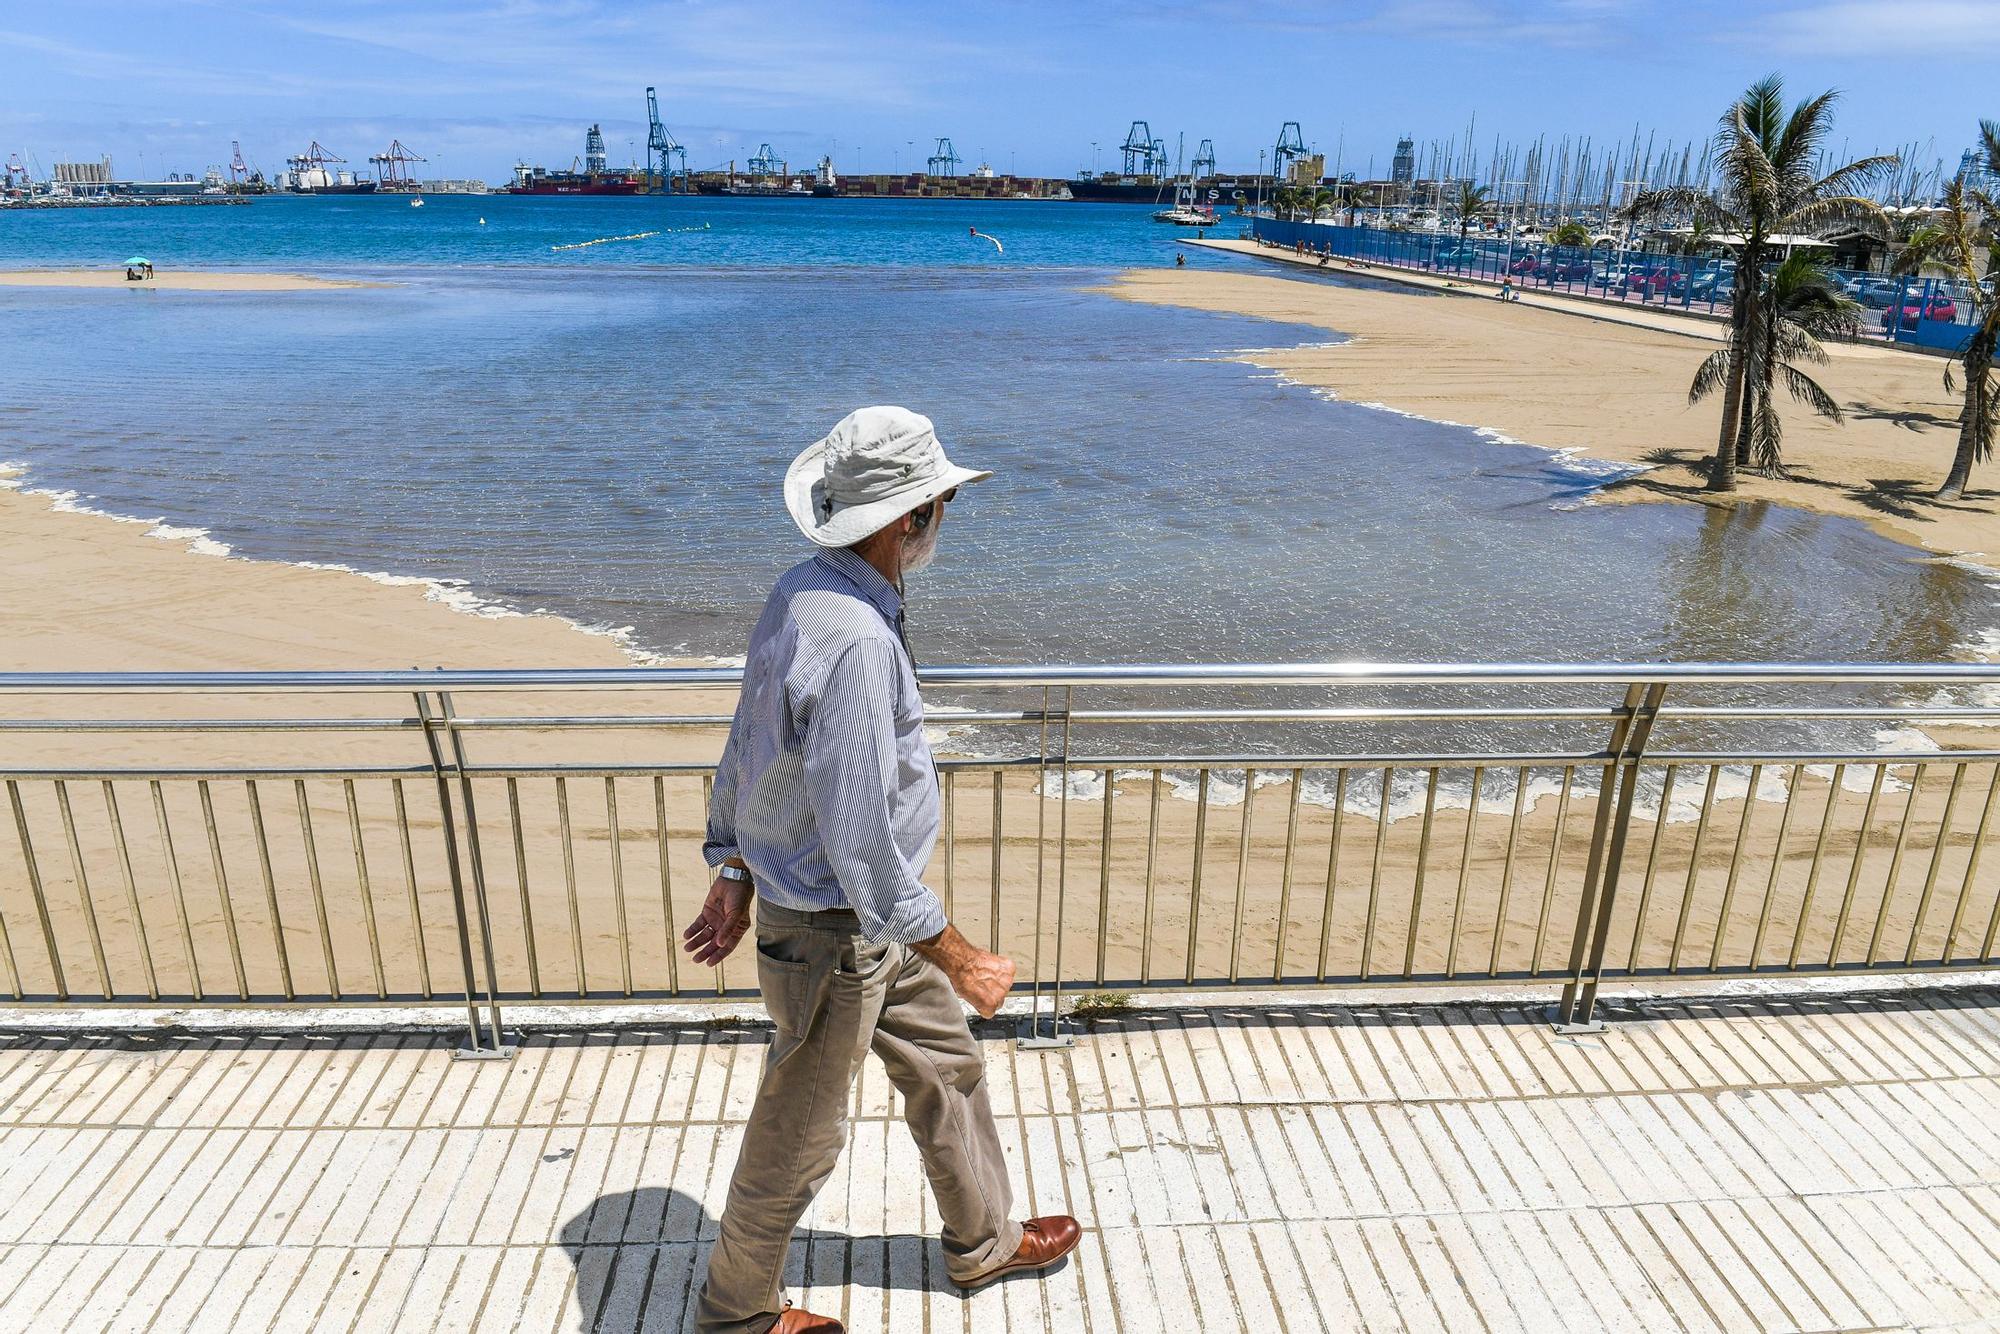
[685,406,1080,1334]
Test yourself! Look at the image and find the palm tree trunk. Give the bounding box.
[1712,358,1745,492]
[1937,400,1978,501]
[1939,325,1997,500]
[1710,283,1753,492]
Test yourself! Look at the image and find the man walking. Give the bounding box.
[684,407,1080,1333]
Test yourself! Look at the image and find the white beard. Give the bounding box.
[901,511,942,575]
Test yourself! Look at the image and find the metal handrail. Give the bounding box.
[2,660,1999,691]
[1,664,1995,1055]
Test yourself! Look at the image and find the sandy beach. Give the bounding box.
[1116,248,1998,564]
[0,269,376,291]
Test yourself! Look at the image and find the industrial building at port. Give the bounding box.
[1,84,1327,207]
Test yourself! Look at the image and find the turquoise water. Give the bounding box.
[2,199,1995,716]
[1,193,1195,271]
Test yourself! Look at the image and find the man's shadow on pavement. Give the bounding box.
[559,1186,1049,1333]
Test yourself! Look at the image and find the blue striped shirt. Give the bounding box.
[703,547,947,944]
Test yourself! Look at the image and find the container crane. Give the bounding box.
[368,139,426,189]
[925,137,961,177]
[747,143,784,177]
[644,86,688,192]
[1272,121,1306,183]
[1191,139,1217,180]
[1119,121,1156,176]
[228,140,248,185]
[4,153,29,193]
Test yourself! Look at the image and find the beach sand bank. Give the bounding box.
[1111,257,1998,564]
[0,269,376,291]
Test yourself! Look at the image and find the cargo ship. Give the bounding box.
[503,124,652,195]
[504,163,648,195]
[281,142,377,194]
[1067,172,1252,205]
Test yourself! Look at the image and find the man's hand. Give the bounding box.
[682,871,754,967]
[913,923,1016,1019]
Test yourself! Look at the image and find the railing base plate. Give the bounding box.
[1546,1006,1606,1035]
[453,1042,519,1062]
[1017,1016,1075,1050]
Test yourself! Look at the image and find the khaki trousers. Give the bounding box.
[693,902,1023,1333]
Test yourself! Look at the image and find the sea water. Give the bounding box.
[2,196,1995,762]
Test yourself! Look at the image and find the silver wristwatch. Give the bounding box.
[716,864,751,883]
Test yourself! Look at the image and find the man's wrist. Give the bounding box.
[913,923,975,971]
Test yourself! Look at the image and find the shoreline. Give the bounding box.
[0,268,379,291]
[1109,256,1998,569]
[0,460,678,673]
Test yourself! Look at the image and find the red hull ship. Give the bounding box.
[504,166,648,196]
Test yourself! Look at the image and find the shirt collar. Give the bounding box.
[815,546,903,622]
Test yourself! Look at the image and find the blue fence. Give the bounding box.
[1249,216,1981,354]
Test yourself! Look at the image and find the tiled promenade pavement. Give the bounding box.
[1,989,1998,1332]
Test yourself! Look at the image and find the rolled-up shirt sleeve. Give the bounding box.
[799,639,946,944]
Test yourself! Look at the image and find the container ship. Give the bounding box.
[1066,171,1251,205]
[503,124,651,195]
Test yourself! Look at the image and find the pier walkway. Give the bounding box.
[0,987,1997,1332]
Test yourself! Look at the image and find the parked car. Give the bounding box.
[1623,268,1672,296]
[1882,296,1958,329]
[1508,253,1541,276]
[1843,278,1901,308]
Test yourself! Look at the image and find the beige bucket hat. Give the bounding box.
[785,406,992,548]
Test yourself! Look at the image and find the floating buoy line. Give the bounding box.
[549,222,711,253]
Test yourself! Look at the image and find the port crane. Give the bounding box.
[1272,121,1307,183]
[287,142,346,176]
[1119,121,1156,176]
[1191,139,1217,180]
[3,153,29,193]
[747,143,784,177]
[644,87,688,192]
[228,140,248,185]
[925,137,962,178]
[368,139,426,189]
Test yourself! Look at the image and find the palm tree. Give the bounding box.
[1454,182,1492,245]
[1548,220,1591,247]
[1627,76,1895,492]
[1270,185,1299,221]
[1307,187,1336,221]
[1692,254,1859,476]
[1894,120,1999,500]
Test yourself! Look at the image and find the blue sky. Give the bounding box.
[2,1,1995,183]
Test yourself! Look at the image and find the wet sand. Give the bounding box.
[0,269,377,291]
[1110,255,1999,566]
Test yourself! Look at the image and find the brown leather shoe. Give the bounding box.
[770,1307,843,1333]
[954,1215,1082,1289]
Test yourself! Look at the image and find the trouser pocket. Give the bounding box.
[753,936,813,1037]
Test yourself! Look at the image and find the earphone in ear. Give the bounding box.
[910,500,935,532]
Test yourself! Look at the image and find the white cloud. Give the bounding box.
[1732,1,2000,56]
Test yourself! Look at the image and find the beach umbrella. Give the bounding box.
[122,256,150,266]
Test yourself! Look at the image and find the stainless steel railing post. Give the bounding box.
[1554,682,1666,1031]
[413,691,513,1060]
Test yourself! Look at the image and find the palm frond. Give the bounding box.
[1807,153,1899,202]
[1772,89,1841,176]
[1689,349,1733,404]
[1780,363,1843,423]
